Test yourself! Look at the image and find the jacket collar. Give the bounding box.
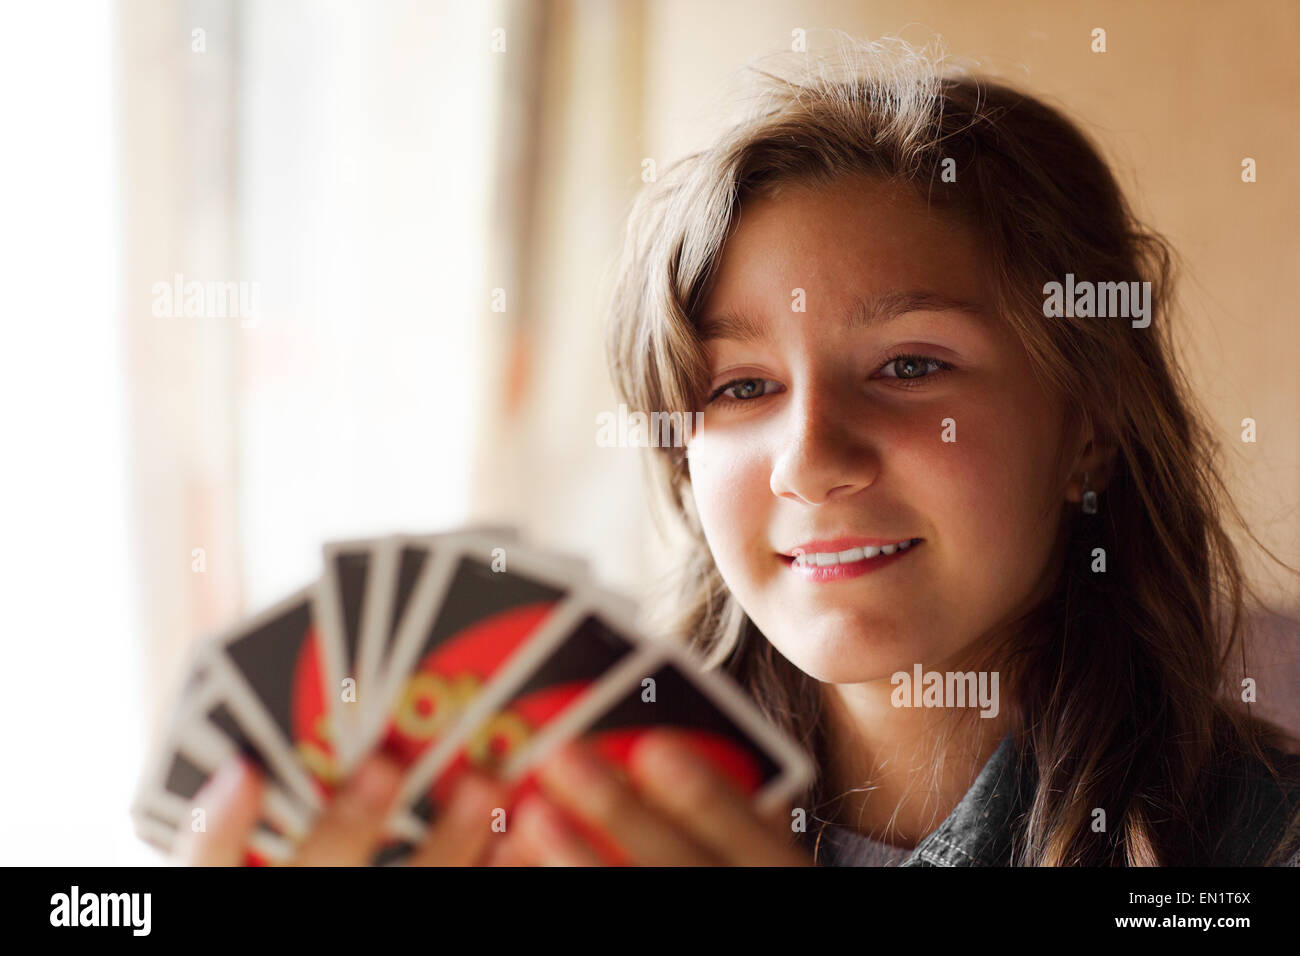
[897,730,1030,867]
[810,727,1300,866]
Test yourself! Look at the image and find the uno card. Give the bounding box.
[365,533,589,799]
[202,583,341,808]
[133,677,313,866]
[131,809,181,855]
[315,536,392,770]
[353,527,536,754]
[136,524,611,867]
[394,592,642,828]
[133,803,293,867]
[353,536,420,750]
[500,645,815,863]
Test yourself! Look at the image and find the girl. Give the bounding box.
[182,36,1300,868]
[497,35,1300,867]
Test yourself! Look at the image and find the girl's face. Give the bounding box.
[687,174,1074,684]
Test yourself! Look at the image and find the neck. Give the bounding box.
[818,673,1014,849]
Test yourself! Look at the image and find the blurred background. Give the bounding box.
[2,0,1297,864]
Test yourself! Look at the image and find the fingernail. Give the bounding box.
[351,757,402,808]
[450,773,498,820]
[546,741,608,787]
[519,796,571,846]
[637,732,700,779]
[201,758,250,805]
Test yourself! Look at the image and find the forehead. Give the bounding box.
[697,175,989,339]
[699,289,988,344]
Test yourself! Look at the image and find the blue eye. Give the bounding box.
[877,354,952,383]
[706,356,951,406]
[706,377,784,405]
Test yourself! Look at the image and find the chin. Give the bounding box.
[768,624,923,685]
[794,658,904,685]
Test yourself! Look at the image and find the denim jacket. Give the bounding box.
[805,732,1300,866]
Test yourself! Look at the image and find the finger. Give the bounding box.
[537,741,717,866]
[482,831,536,867]
[629,731,810,866]
[512,795,607,866]
[759,798,797,831]
[404,771,510,866]
[291,754,404,866]
[480,802,571,866]
[173,758,263,867]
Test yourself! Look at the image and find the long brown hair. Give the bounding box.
[604,35,1297,865]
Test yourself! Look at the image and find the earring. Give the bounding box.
[1081,472,1098,515]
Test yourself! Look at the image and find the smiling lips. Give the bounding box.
[780,537,923,580]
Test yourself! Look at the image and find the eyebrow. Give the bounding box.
[697,290,987,344]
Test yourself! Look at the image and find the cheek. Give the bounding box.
[901,398,1064,605]
[685,435,773,581]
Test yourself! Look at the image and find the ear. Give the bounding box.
[1064,430,1119,504]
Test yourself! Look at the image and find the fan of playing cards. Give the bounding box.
[132,527,814,865]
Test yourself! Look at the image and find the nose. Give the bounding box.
[768,386,879,505]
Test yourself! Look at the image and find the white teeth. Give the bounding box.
[791,540,915,567]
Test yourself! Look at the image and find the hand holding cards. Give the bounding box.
[133,528,814,865]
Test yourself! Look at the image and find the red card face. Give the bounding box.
[558,659,780,790]
[375,553,574,778]
[380,602,555,767]
[290,626,337,791]
[499,658,788,864]
[409,613,639,824]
